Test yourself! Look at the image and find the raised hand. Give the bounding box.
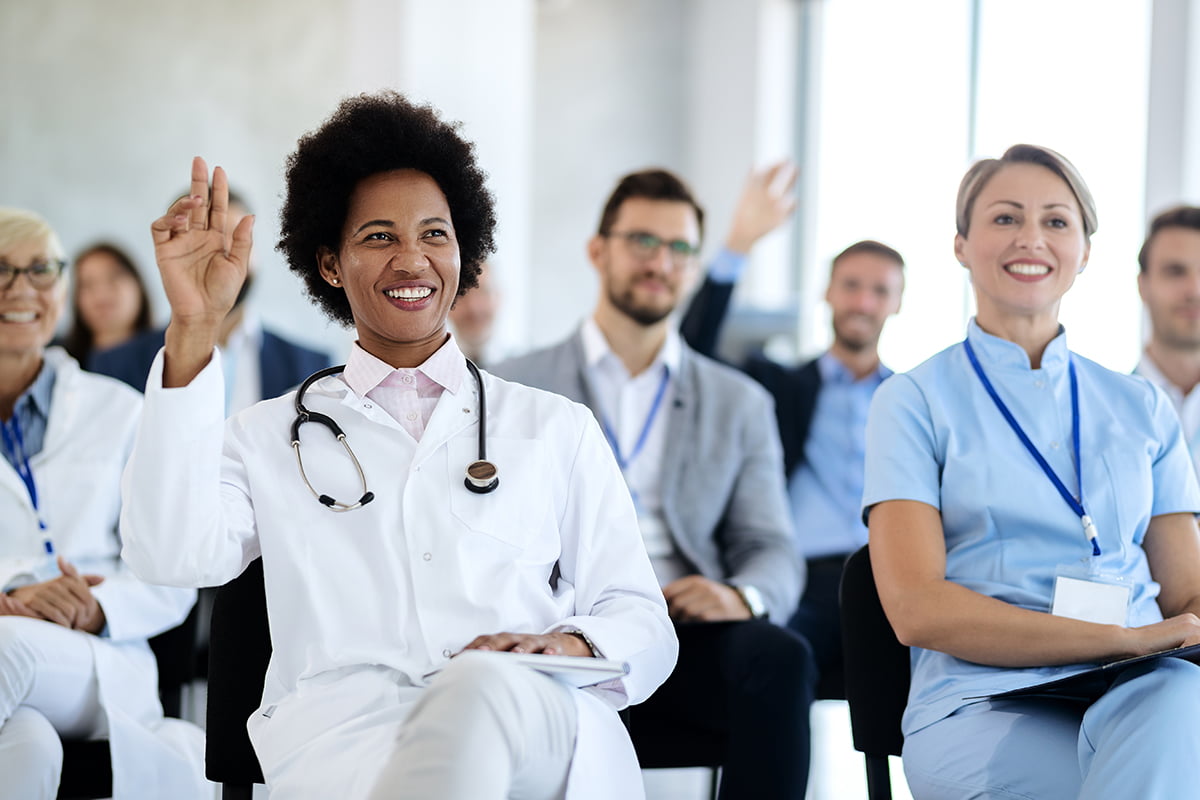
[725,159,799,255]
[149,157,254,386]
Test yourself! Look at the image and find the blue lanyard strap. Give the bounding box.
[600,365,670,472]
[962,339,1100,556]
[0,415,47,533]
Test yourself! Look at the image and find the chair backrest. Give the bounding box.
[839,545,908,759]
[205,558,271,787]
[147,603,199,718]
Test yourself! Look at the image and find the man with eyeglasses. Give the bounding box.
[494,169,813,799]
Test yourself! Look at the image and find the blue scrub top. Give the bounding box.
[863,319,1200,736]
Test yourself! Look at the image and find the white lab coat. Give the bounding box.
[121,343,678,799]
[0,347,203,799]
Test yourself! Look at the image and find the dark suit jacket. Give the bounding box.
[493,330,802,622]
[681,275,822,477]
[89,327,331,399]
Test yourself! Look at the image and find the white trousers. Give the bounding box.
[0,616,107,800]
[259,652,578,800]
[903,658,1200,800]
[370,652,578,800]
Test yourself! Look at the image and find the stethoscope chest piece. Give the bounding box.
[464,460,500,494]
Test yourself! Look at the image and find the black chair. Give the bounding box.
[626,707,722,800]
[205,558,271,800]
[56,602,200,800]
[839,545,910,800]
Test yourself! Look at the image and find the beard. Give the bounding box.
[1153,311,1200,352]
[831,311,883,353]
[607,282,675,327]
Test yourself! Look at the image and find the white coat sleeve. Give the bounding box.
[120,348,260,588]
[543,406,678,709]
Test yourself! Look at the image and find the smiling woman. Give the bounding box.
[0,208,204,798]
[864,145,1200,799]
[118,90,677,800]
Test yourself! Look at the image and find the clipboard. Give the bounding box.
[967,642,1200,703]
[423,650,631,688]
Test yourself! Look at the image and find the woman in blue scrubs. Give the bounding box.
[864,144,1200,799]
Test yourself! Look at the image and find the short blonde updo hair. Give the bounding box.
[955,144,1098,240]
[0,207,65,261]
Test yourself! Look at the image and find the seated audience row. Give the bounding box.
[5,85,1200,799]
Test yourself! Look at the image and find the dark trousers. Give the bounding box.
[628,618,816,800]
[787,554,851,700]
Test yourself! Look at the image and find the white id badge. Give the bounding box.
[1051,565,1132,626]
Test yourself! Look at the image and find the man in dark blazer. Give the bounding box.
[681,239,905,699]
[90,325,329,404]
[90,191,330,406]
[494,169,813,800]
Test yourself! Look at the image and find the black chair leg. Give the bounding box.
[222,785,254,800]
[865,754,893,800]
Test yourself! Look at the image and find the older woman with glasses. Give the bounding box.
[0,208,205,799]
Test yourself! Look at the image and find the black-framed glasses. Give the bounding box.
[0,259,67,291]
[606,231,701,264]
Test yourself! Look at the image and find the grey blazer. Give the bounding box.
[493,329,802,622]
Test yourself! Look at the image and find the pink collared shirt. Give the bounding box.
[341,336,464,441]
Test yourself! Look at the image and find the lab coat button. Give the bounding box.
[423,552,432,561]
[363,402,373,409]
[442,649,452,658]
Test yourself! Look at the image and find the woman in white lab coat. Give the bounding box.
[0,207,204,799]
[120,91,678,800]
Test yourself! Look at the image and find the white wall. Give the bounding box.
[0,0,535,360]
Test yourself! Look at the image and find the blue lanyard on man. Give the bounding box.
[599,365,670,474]
[963,339,1101,557]
[1,415,54,555]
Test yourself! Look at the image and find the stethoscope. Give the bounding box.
[290,358,499,511]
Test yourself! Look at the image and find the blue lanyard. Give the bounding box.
[963,339,1100,557]
[0,415,50,538]
[600,365,670,472]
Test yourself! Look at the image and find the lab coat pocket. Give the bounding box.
[446,437,549,548]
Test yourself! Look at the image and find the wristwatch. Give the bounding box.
[732,584,768,619]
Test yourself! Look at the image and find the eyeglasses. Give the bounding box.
[606,231,701,264]
[0,259,67,291]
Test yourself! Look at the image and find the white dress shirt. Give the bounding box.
[1135,352,1200,476]
[580,318,688,585]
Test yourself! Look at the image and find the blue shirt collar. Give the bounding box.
[816,350,893,386]
[965,317,1069,372]
[14,358,56,423]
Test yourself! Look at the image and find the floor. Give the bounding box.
[642,700,913,800]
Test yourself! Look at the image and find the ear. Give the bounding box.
[586,235,607,273]
[953,234,967,268]
[1077,241,1091,274]
[317,246,341,287]
[1137,270,1148,302]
